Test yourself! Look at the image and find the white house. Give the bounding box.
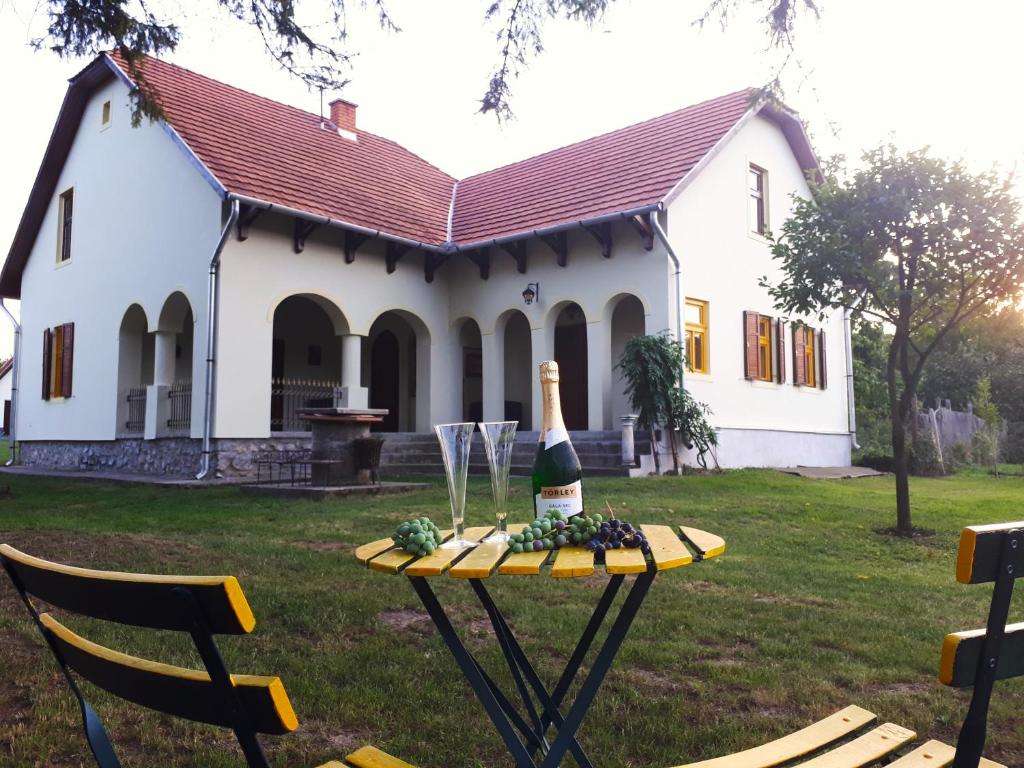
[0,53,854,477]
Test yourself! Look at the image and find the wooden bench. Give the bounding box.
[340,521,1019,768]
[0,544,342,768]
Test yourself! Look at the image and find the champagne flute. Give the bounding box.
[434,422,475,550]
[479,421,518,544]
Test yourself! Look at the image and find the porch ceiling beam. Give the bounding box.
[344,230,369,264]
[584,221,613,258]
[386,242,412,273]
[500,240,528,274]
[425,252,449,283]
[293,219,319,253]
[539,231,568,267]
[236,204,265,241]
[628,214,654,251]
[467,247,490,280]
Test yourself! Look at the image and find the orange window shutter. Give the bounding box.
[743,311,759,380]
[61,322,75,398]
[792,324,806,386]
[818,329,827,389]
[42,328,53,401]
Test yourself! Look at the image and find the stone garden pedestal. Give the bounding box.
[296,407,388,485]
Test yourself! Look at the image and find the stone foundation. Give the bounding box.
[19,435,314,479]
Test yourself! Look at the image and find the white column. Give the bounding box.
[530,324,550,432]
[586,318,609,430]
[481,330,504,422]
[153,330,176,386]
[339,334,368,409]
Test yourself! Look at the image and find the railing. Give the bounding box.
[125,387,146,434]
[167,380,192,432]
[270,378,340,432]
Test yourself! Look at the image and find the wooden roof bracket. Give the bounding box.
[467,247,491,280]
[236,204,265,241]
[425,252,449,283]
[500,241,528,274]
[386,242,412,273]
[539,231,568,267]
[292,219,319,253]
[344,230,369,263]
[584,221,612,258]
[628,214,654,251]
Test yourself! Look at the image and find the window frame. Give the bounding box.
[56,188,74,264]
[684,298,710,375]
[748,164,768,236]
[757,315,773,382]
[101,99,112,129]
[51,325,65,399]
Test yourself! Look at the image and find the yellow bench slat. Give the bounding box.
[404,527,493,577]
[551,546,595,578]
[793,722,915,767]
[886,740,1005,768]
[604,545,648,574]
[317,762,347,767]
[679,526,726,559]
[354,538,395,564]
[450,541,511,579]
[641,525,693,571]
[345,745,417,768]
[671,705,876,768]
[498,550,550,575]
[368,531,453,574]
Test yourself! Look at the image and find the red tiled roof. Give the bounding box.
[112,54,456,245]
[451,89,756,244]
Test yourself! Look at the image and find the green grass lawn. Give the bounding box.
[1,469,1023,767]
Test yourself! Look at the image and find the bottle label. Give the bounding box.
[544,427,569,448]
[535,481,583,518]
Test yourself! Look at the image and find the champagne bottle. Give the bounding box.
[533,361,584,518]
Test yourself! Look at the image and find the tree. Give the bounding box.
[23,0,818,122]
[616,332,717,473]
[850,318,890,457]
[767,146,1024,533]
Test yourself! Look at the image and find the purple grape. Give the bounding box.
[610,520,621,530]
[621,523,633,533]
[532,540,544,552]
[554,520,565,530]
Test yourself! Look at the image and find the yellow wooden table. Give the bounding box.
[356,523,725,768]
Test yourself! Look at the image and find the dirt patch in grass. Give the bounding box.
[376,608,432,633]
[625,666,684,694]
[874,526,937,540]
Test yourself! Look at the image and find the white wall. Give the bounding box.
[17,75,223,441]
[667,113,851,465]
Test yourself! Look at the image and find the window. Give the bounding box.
[748,165,767,235]
[42,323,75,400]
[685,298,709,374]
[57,188,74,263]
[757,316,773,381]
[101,100,112,128]
[793,325,827,389]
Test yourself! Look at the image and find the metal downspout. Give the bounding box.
[0,300,20,465]
[196,200,240,480]
[844,292,867,451]
[648,211,684,385]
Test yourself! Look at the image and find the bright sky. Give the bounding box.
[1,0,1023,360]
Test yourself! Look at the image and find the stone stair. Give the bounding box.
[378,431,649,477]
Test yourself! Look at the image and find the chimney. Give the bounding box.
[329,98,358,137]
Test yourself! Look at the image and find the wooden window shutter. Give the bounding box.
[818,329,827,389]
[792,324,806,386]
[42,328,53,400]
[61,322,75,398]
[743,311,759,380]
[775,319,786,384]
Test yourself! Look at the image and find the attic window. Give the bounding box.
[101,100,112,128]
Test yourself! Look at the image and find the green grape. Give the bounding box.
[512,543,524,553]
[405,543,418,554]
[524,531,534,542]
[423,542,435,555]
[555,534,567,547]
[412,533,426,545]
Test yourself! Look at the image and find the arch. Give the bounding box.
[608,294,647,428]
[156,291,194,333]
[267,291,350,336]
[455,317,483,422]
[116,304,153,435]
[501,309,533,429]
[551,301,588,431]
[366,309,431,432]
[270,295,346,432]
[602,290,652,323]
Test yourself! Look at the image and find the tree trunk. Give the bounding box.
[650,427,661,475]
[891,412,912,533]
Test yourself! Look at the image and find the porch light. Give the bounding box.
[522,282,539,306]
